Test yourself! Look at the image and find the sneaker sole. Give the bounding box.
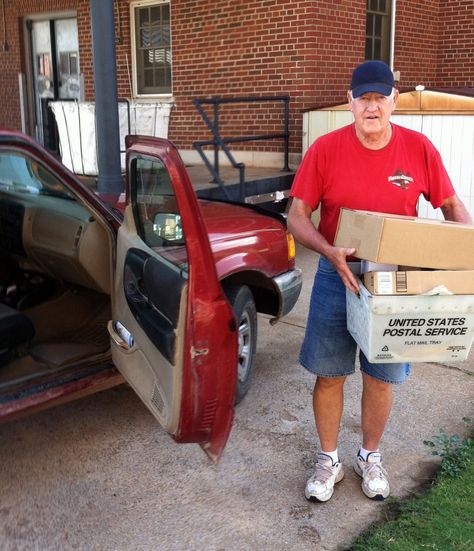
[354,462,389,501]
[305,468,345,502]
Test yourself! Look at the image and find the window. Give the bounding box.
[132,1,172,96]
[0,151,74,200]
[36,53,52,78]
[365,0,392,64]
[131,156,187,271]
[59,51,79,76]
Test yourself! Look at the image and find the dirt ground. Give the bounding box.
[1,245,473,551]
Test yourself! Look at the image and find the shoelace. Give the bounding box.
[311,462,337,484]
[363,461,388,481]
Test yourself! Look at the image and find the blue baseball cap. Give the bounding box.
[350,61,394,98]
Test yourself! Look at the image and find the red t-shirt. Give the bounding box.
[290,123,455,245]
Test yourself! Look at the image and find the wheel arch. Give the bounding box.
[220,270,279,317]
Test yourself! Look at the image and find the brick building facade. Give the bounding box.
[0,0,472,166]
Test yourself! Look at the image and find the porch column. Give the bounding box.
[90,0,123,193]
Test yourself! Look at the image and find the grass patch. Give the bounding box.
[347,431,474,551]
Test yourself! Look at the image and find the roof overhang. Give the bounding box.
[313,89,474,115]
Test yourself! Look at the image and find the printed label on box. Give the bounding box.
[381,316,468,338]
[375,272,393,295]
[346,285,474,363]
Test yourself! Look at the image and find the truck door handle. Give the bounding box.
[125,282,148,305]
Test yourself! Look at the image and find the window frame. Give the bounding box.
[365,0,394,66]
[130,155,188,270]
[130,0,173,99]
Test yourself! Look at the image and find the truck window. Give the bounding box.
[131,156,188,272]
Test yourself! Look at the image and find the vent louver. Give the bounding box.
[151,383,165,415]
[74,225,83,247]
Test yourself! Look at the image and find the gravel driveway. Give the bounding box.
[1,245,473,551]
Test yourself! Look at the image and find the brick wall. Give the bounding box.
[393,0,474,89]
[392,0,441,88]
[113,1,366,156]
[0,0,472,161]
[164,0,365,155]
[0,9,21,130]
[0,0,365,158]
[436,0,474,86]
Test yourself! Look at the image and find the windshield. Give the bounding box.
[0,151,75,200]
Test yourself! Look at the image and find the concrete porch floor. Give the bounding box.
[184,163,294,192]
[185,163,294,205]
[79,163,294,198]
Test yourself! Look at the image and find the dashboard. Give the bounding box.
[0,192,112,295]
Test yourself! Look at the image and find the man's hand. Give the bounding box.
[325,246,360,293]
[288,198,361,293]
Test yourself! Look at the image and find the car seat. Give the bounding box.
[0,303,35,362]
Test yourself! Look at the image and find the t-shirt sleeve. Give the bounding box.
[423,141,456,209]
[289,140,323,210]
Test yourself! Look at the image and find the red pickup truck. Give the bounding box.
[0,132,302,460]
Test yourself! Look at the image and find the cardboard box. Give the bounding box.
[364,270,474,295]
[346,284,474,363]
[334,209,474,270]
[360,261,398,274]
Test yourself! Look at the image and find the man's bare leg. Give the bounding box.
[355,372,392,500]
[313,375,346,451]
[305,376,346,502]
[361,372,392,450]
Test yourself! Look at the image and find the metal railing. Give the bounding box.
[192,96,290,201]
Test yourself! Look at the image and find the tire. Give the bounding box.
[224,284,257,404]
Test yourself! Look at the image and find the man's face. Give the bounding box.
[347,89,399,140]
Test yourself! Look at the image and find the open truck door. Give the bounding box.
[108,136,237,461]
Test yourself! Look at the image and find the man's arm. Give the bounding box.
[287,198,360,293]
[440,194,472,224]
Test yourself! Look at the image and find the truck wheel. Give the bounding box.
[224,285,257,404]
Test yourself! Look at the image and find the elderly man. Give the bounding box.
[288,60,471,503]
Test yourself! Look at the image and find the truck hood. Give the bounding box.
[199,199,286,241]
[198,199,290,279]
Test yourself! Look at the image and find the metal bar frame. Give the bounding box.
[192,96,290,201]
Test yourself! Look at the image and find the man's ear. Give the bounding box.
[347,90,353,107]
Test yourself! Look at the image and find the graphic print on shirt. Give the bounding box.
[388,169,414,190]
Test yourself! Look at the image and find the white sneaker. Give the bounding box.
[354,451,390,500]
[305,452,344,502]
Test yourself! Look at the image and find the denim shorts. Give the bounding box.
[299,257,412,384]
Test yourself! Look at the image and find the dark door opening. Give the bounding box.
[27,17,81,155]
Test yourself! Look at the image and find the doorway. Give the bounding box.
[27,17,81,154]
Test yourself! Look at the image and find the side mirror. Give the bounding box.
[153,212,184,244]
